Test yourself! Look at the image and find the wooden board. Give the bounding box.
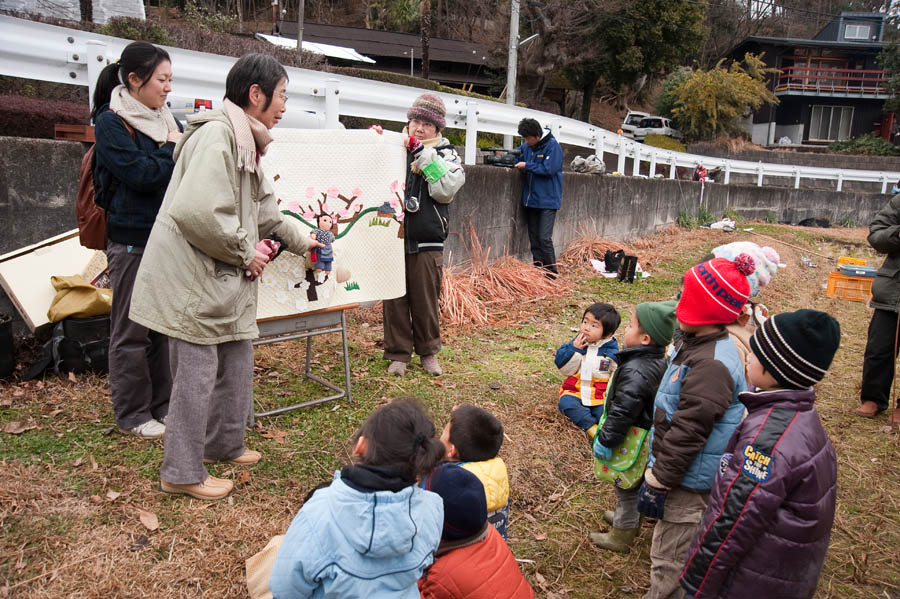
[0,230,105,332]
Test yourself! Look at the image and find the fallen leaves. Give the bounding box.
[106,490,121,502]
[138,510,159,531]
[238,471,252,485]
[3,419,36,435]
[261,428,289,444]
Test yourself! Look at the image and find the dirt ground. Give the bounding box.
[1,222,898,598]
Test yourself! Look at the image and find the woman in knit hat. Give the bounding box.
[380,93,466,377]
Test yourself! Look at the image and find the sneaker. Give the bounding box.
[204,449,262,465]
[421,354,442,376]
[118,419,165,439]
[160,476,233,500]
[387,360,407,376]
[855,401,883,418]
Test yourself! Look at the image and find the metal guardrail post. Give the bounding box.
[324,78,340,129]
[550,119,561,139]
[757,162,764,187]
[794,169,801,189]
[669,155,676,179]
[617,136,626,174]
[836,171,843,192]
[464,101,478,166]
[724,162,731,185]
[649,152,657,179]
[85,40,107,113]
[632,145,641,176]
[881,175,888,194]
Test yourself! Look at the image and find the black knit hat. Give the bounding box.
[749,309,840,390]
[424,463,487,540]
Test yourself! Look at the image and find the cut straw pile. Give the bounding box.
[440,223,573,327]
[558,236,631,268]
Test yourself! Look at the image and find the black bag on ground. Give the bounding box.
[23,315,110,380]
[0,313,14,379]
[604,249,625,273]
[618,255,638,283]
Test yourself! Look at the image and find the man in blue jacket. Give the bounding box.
[515,118,563,278]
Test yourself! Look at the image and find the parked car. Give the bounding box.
[633,116,682,142]
[620,111,649,139]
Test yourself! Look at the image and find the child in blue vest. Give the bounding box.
[555,302,620,443]
[269,398,446,599]
[439,403,511,539]
[637,255,754,599]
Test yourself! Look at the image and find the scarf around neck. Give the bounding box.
[223,98,273,173]
[109,84,178,145]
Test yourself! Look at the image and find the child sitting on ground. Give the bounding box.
[555,302,621,442]
[637,255,754,599]
[680,310,839,599]
[418,463,534,599]
[589,300,675,553]
[268,398,446,599]
[440,404,511,539]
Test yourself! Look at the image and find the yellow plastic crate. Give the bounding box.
[837,256,867,267]
[826,271,873,303]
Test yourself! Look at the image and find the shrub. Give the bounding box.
[827,133,900,156]
[0,95,89,139]
[183,0,239,33]
[97,17,172,45]
[644,133,686,153]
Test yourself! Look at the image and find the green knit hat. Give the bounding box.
[635,300,678,346]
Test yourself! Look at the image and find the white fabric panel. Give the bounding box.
[257,128,408,318]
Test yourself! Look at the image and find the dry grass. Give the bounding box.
[1,221,898,599]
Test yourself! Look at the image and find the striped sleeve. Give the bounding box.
[680,408,797,598]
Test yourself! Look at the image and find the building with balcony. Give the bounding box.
[728,11,890,145]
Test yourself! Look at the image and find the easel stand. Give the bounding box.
[250,303,358,426]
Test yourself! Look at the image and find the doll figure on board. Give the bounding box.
[309,213,335,283]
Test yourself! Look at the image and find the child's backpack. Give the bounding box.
[75,116,135,250]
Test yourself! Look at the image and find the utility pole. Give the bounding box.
[296,0,304,61]
[504,0,520,149]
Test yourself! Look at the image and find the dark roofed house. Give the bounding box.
[728,11,890,146]
[277,21,497,93]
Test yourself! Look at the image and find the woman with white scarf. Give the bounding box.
[92,41,182,440]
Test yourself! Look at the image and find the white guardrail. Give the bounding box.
[2,14,900,193]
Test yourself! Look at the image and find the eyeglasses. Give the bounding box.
[279,92,289,103]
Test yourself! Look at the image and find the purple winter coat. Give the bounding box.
[680,388,837,599]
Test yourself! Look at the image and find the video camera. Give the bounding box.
[482,148,522,167]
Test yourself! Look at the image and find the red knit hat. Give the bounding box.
[677,255,755,326]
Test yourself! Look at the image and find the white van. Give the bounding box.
[620,111,649,139]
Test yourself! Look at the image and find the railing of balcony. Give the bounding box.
[775,66,886,95]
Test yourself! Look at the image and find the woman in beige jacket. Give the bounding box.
[130,54,311,500]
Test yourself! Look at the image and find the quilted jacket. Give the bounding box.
[680,388,837,599]
[595,344,667,449]
[418,524,534,599]
[516,131,563,210]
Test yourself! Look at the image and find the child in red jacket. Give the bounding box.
[418,463,533,599]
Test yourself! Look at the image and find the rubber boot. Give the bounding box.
[585,424,598,449]
[589,526,640,553]
[602,510,615,526]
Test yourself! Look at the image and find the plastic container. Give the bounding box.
[837,264,877,277]
[837,256,867,267]
[826,272,873,303]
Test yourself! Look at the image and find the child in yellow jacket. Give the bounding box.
[440,403,510,539]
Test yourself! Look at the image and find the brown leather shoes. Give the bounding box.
[203,449,262,466]
[855,401,882,418]
[889,408,900,426]
[160,476,233,500]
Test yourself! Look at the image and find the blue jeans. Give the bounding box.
[558,392,604,430]
[524,206,558,275]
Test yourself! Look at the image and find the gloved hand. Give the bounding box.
[593,439,612,461]
[636,480,668,519]
[405,135,422,153]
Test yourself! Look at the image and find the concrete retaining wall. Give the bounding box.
[0,136,891,335]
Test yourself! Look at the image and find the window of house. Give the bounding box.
[809,105,854,141]
[844,24,871,40]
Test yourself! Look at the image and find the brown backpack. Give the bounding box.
[76,116,134,250]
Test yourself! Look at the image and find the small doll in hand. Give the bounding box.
[310,213,334,283]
